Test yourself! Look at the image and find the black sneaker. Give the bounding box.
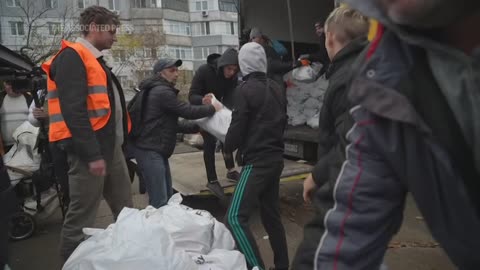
[226,171,240,182]
[206,181,225,198]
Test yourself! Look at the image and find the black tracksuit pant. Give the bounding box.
[201,131,235,182]
[225,160,289,270]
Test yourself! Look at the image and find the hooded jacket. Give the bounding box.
[311,37,368,207]
[314,1,480,269]
[132,76,215,158]
[225,42,287,164]
[189,48,239,108]
[292,37,368,270]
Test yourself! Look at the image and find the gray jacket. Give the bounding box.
[314,17,480,270]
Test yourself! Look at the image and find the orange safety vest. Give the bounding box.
[42,40,131,142]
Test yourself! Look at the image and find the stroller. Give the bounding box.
[5,91,67,241]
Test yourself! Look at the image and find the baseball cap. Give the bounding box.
[153,59,182,74]
[249,27,266,40]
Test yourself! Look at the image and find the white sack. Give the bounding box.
[303,97,321,109]
[194,95,231,143]
[193,249,248,270]
[291,63,323,83]
[3,121,41,182]
[64,194,245,270]
[307,113,320,129]
[63,208,197,270]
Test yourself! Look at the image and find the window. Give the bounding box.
[9,21,24,36]
[167,46,192,60]
[192,22,210,36]
[150,0,161,8]
[194,0,214,11]
[196,1,208,11]
[132,0,147,8]
[45,0,58,8]
[230,22,235,35]
[164,20,191,36]
[194,46,219,60]
[134,48,144,58]
[219,1,237,12]
[6,0,20,7]
[117,76,127,86]
[108,0,119,10]
[136,70,153,80]
[48,22,61,35]
[112,50,126,62]
[77,0,86,8]
[207,21,237,35]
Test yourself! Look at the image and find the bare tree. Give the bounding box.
[111,24,167,89]
[17,0,79,65]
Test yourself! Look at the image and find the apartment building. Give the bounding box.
[0,0,239,92]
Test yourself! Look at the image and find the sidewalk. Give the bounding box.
[8,144,455,270]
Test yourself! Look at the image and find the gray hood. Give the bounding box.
[239,42,267,77]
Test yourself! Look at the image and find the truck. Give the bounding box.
[238,0,335,162]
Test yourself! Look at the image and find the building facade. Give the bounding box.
[0,0,239,94]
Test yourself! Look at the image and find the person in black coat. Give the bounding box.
[249,28,294,87]
[292,7,369,270]
[299,21,331,75]
[130,59,221,208]
[224,42,289,270]
[189,48,241,196]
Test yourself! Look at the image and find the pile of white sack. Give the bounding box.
[284,64,329,128]
[63,194,250,270]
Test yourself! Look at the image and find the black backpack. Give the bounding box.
[127,87,152,140]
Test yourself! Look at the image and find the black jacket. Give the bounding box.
[311,37,369,188]
[307,34,331,75]
[189,48,238,108]
[50,48,129,163]
[264,45,293,87]
[224,72,287,164]
[292,39,368,270]
[132,77,215,158]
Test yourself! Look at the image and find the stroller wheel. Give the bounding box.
[9,212,36,241]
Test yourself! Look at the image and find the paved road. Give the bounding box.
[8,147,455,270]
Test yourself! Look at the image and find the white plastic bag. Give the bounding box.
[3,121,41,182]
[64,194,246,270]
[149,195,215,254]
[194,95,231,143]
[291,63,323,83]
[193,249,248,270]
[307,113,320,129]
[63,207,197,270]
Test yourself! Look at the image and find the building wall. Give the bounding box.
[0,0,239,89]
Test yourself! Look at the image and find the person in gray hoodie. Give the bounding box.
[314,0,480,269]
[224,42,289,270]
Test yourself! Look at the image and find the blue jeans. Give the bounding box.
[134,147,173,208]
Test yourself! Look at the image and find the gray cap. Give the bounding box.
[249,27,265,40]
[153,59,182,74]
